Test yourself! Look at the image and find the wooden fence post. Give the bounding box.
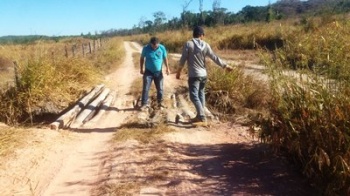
[13,61,20,88]
[72,45,75,57]
[82,43,85,57]
[51,51,56,64]
[65,45,68,58]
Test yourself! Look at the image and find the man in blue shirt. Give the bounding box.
[140,37,170,110]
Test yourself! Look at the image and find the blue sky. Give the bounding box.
[0,0,276,37]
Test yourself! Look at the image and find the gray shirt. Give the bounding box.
[179,38,227,78]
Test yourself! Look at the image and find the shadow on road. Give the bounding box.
[100,139,317,195]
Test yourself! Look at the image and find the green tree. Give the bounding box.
[153,11,166,27]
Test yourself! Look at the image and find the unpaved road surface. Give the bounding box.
[0,42,315,195]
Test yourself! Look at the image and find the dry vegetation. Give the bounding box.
[258,16,350,195]
[0,37,124,125]
[113,122,175,144]
[0,126,32,159]
[94,122,176,196]
[0,13,349,195]
[127,15,350,195]
[0,37,124,159]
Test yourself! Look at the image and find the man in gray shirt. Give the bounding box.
[176,26,233,123]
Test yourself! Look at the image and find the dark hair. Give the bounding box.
[193,26,204,38]
[150,37,159,45]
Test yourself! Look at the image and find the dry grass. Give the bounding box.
[127,20,299,52]
[113,122,174,144]
[100,121,174,195]
[0,127,32,159]
[94,182,142,196]
[206,63,270,114]
[94,132,172,195]
[216,49,260,63]
[130,52,143,98]
[258,16,350,194]
[130,77,143,98]
[129,42,141,52]
[0,48,18,89]
[0,70,15,89]
[94,37,125,73]
[0,37,127,166]
[132,52,140,69]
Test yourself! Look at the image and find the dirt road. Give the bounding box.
[0,42,314,195]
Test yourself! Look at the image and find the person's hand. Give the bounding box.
[166,67,170,75]
[176,72,181,79]
[140,70,144,75]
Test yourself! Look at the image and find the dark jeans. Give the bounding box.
[188,77,207,120]
[141,69,164,106]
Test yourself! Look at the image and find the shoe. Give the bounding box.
[175,114,181,124]
[190,116,206,123]
[158,102,166,108]
[140,105,148,111]
[193,121,208,127]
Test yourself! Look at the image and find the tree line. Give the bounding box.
[101,0,350,36]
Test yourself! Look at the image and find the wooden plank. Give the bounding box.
[69,87,110,129]
[49,84,105,130]
[83,90,116,127]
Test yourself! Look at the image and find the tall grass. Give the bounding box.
[93,37,125,73]
[258,15,350,195]
[206,64,270,115]
[127,21,300,53]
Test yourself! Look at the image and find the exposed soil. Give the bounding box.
[0,41,315,195]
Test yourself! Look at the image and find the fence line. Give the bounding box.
[64,38,105,58]
[5,38,108,89]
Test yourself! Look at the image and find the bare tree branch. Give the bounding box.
[182,0,193,12]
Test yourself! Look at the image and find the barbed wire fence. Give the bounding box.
[1,37,108,90]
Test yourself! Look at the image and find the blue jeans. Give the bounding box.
[188,77,207,120]
[141,69,164,106]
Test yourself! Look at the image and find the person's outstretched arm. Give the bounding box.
[206,44,233,71]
